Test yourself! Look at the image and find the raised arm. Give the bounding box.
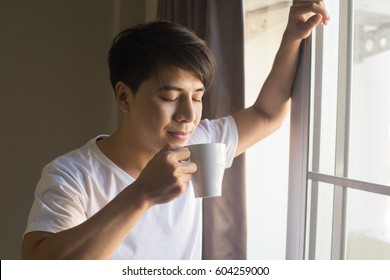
[233,0,329,156]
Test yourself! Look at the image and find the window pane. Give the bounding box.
[346,188,390,259]
[309,0,390,187]
[349,0,390,186]
[308,0,339,176]
[306,180,334,260]
[307,181,390,260]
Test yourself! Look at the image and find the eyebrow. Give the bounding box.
[157,85,206,92]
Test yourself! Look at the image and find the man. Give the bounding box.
[22,1,329,259]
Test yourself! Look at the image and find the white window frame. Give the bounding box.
[286,0,390,260]
[286,36,312,260]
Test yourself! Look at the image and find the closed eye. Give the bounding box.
[192,91,204,103]
[160,96,178,102]
[157,85,205,103]
[192,97,202,103]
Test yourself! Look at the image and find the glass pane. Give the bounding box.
[345,188,390,259]
[306,180,334,260]
[349,0,390,186]
[309,0,390,187]
[307,181,390,260]
[244,0,290,259]
[308,0,339,176]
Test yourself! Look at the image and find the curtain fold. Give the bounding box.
[158,0,247,260]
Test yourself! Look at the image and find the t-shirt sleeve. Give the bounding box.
[24,163,88,235]
[190,116,238,168]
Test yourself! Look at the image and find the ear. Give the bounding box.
[114,82,133,113]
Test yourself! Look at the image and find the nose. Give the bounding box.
[174,97,197,123]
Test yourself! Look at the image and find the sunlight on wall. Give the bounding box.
[244,2,290,260]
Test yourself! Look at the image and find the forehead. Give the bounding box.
[153,64,204,87]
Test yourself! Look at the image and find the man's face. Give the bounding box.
[124,65,205,153]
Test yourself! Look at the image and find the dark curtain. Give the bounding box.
[158,0,246,260]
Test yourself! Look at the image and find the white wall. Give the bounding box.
[244,5,290,259]
[0,0,157,259]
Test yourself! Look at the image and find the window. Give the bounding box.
[288,0,390,260]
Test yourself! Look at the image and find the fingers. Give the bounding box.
[292,0,330,24]
[163,144,197,173]
[285,0,330,40]
[160,144,197,190]
[292,1,329,16]
[166,147,198,199]
[134,144,199,206]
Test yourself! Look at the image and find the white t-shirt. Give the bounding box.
[25,116,238,259]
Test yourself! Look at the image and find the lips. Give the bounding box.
[168,130,192,141]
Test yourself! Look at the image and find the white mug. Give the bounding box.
[187,143,227,198]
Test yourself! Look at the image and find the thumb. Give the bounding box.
[306,13,323,29]
[299,13,322,39]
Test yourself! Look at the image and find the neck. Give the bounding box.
[97,125,156,178]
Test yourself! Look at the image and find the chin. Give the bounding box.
[170,140,189,148]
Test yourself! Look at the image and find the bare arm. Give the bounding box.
[22,186,148,260]
[22,145,196,259]
[233,0,329,156]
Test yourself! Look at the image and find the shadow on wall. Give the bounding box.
[0,0,159,259]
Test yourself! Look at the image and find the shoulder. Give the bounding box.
[41,135,107,182]
[191,116,237,144]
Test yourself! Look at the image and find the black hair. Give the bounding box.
[108,21,216,93]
